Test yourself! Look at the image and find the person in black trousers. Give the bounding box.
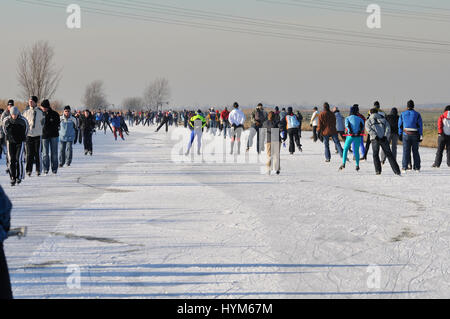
[155,112,169,133]
[0,185,13,299]
[80,110,96,156]
[3,107,29,186]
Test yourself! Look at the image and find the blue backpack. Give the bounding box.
[287,115,300,129]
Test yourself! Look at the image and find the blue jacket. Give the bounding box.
[399,109,423,136]
[111,116,122,128]
[59,115,77,142]
[335,111,345,132]
[0,186,12,243]
[345,115,365,136]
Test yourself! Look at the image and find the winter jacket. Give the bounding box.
[42,108,61,139]
[189,114,207,130]
[310,111,319,126]
[386,113,399,136]
[0,185,12,243]
[366,113,391,141]
[335,111,345,132]
[398,109,423,136]
[59,115,78,142]
[438,111,450,135]
[3,115,29,144]
[317,110,338,136]
[220,110,230,121]
[79,114,96,132]
[22,106,45,137]
[111,116,122,128]
[345,115,365,136]
[250,108,267,127]
[228,109,246,127]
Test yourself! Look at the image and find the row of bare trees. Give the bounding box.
[122,78,171,111]
[16,40,171,111]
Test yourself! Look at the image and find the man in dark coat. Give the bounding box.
[41,100,60,174]
[79,110,96,155]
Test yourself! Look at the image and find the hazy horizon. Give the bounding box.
[1,0,450,109]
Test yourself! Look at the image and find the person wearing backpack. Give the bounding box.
[366,108,401,175]
[283,107,302,155]
[432,105,450,168]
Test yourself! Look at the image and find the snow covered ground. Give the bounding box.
[2,125,449,299]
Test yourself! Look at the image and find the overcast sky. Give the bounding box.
[1,0,450,109]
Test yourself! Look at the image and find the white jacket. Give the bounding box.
[22,107,45,137]
[310,111,319,126]
[228,109,246,126]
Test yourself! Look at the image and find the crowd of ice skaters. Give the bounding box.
[1,97,450,299]
[1,97,450,187]
[151,101,450,176]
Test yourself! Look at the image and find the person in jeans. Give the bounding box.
[432,105,450,168]
[0,185,13,299]
[399,100,423,172]
[310,107,319,142]
[317,102,343,162]
[22,96,45,177]
[366,108,401,175]
[382,107,400,164]
[59,106,77,167]
[41,100,60,174]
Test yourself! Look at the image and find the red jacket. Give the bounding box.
[438,111,450,135]
[220,109,230,121]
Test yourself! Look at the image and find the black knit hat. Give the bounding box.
[64,105,71,111]
[41,99,50,109]
[30,96,38,103]
[7,99,14,106]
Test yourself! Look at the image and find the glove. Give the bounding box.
[310,124,312,127]
[419,135,423,143]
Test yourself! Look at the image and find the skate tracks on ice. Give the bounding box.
[2,126,449,299]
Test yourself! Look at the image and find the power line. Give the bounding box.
[13,0,450,54]
[97,0,450,47]
[258,0,450,23]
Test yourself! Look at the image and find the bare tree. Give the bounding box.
[143,77,171,111]
[82,80,108,109]
[122,97,144,111]
[17,41,62,100]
